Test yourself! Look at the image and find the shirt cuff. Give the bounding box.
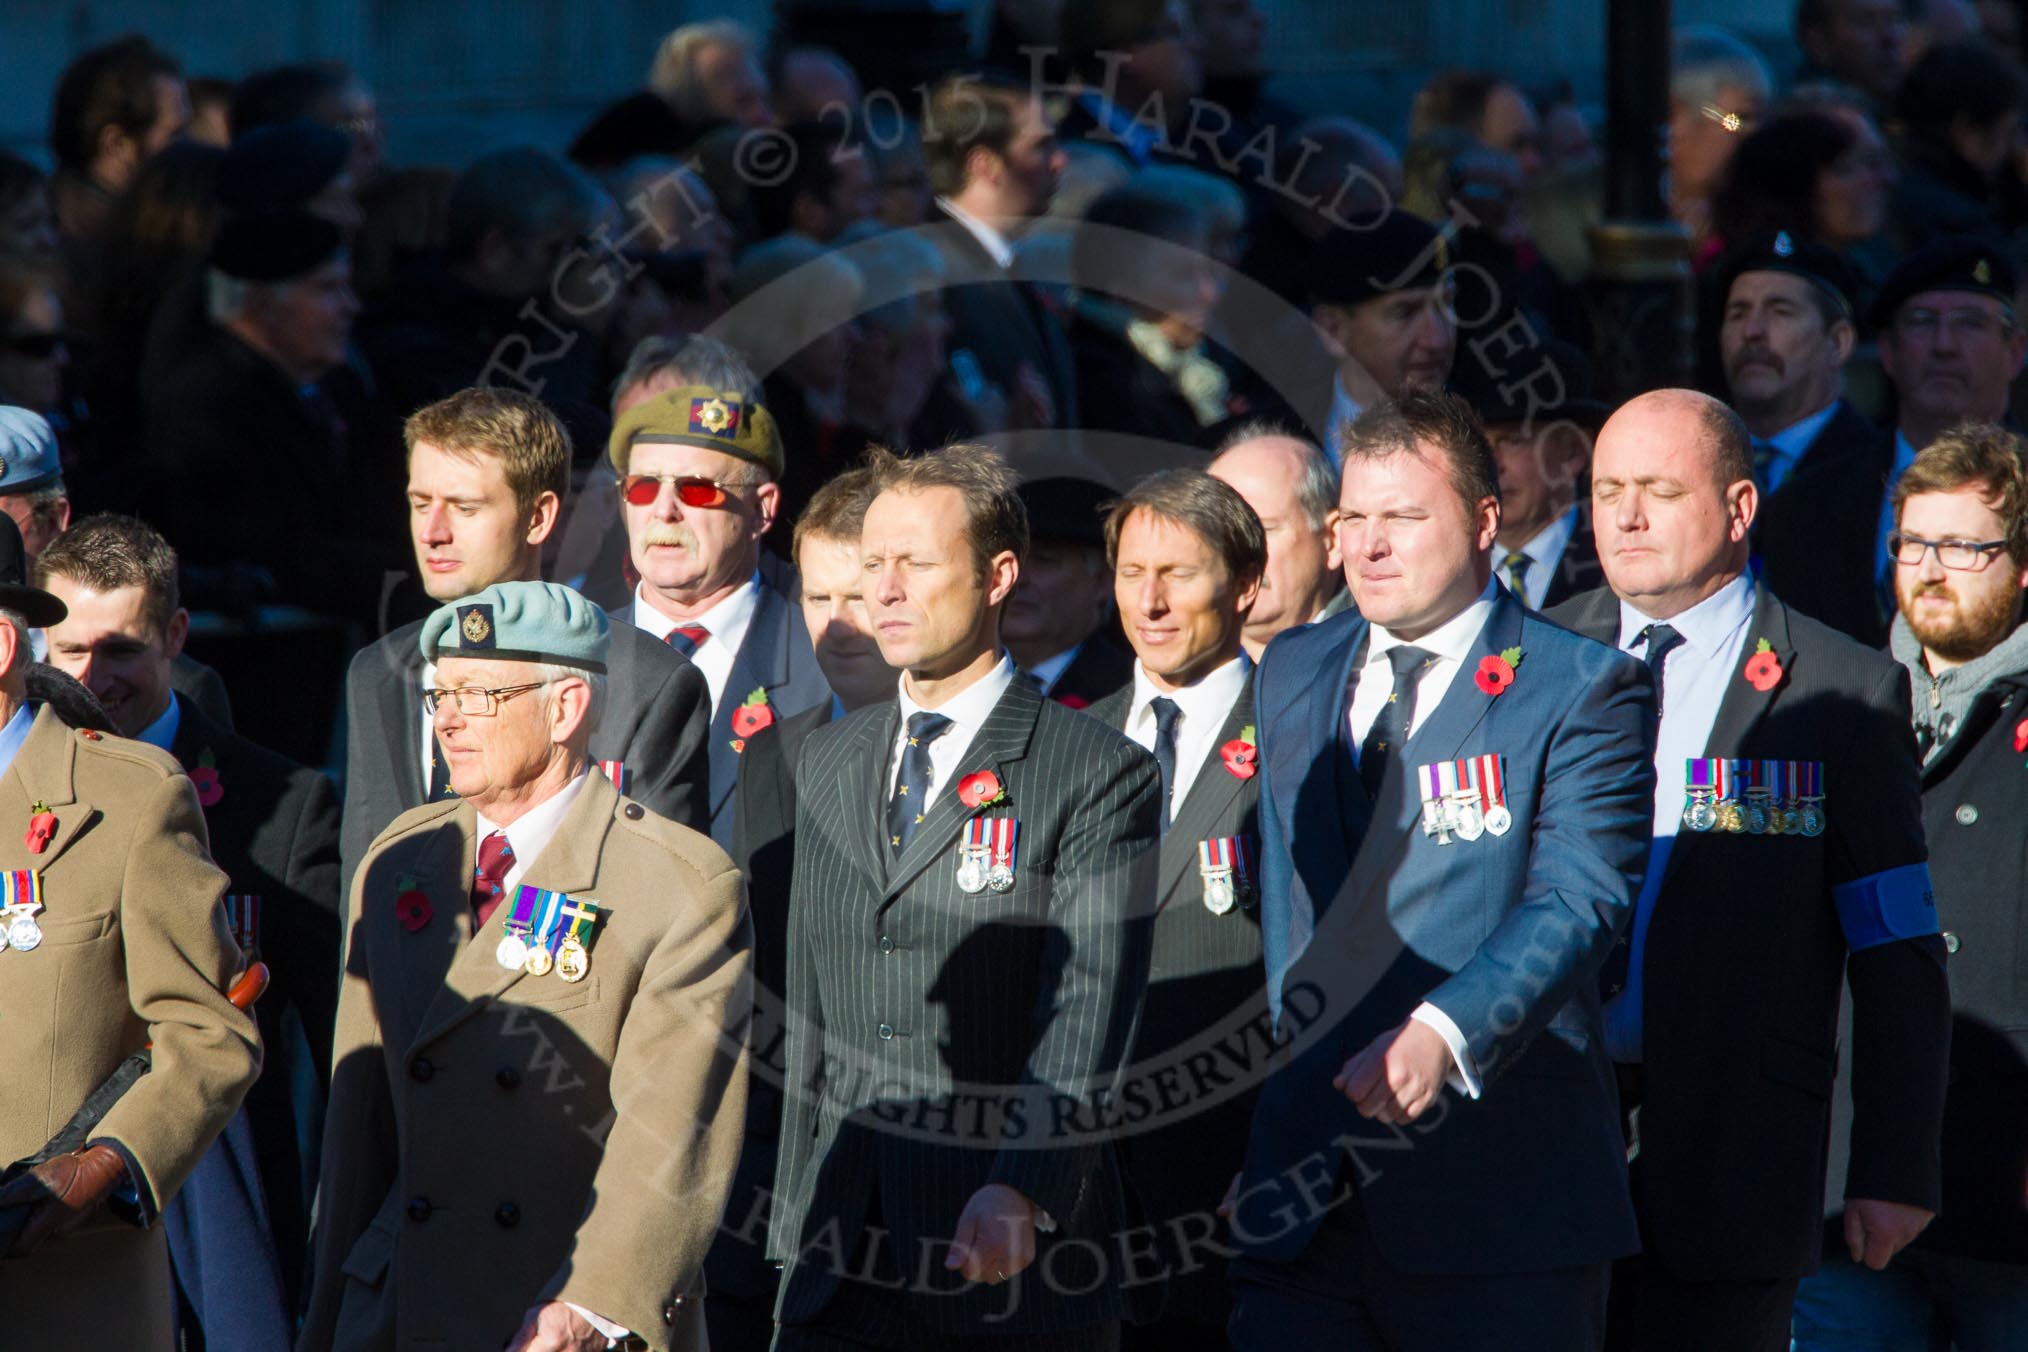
[1409,1002,1482,1100]
[564,1303,629,1346]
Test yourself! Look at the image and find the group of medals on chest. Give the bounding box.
[950,813,1255,916]
[488,881,603,983]
[1418,754,1514,845]
[1681,758,1826,837]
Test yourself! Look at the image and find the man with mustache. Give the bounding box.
[611,386,828,848]
[1793,424,2028,1346]
[1758,238,2026,646]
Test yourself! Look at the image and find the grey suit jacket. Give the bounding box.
[338,610,711,892]
[769,677,1158,1335]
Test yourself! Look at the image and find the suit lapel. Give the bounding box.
[2,707,97,870]
[714,583,792,817]
[406,778,618,1054]
[883,680,1041,902]
[1308,616,1370,876]
[843,703,896,891]
[1158,681,1255,905]
[1337,592,1520,912]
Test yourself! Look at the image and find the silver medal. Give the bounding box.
[988,862,1015,892]
[1483,804,1512,836]
[1202,870,1236,915]
[7,912,41,952]
[1451,797,1485,842]
[495,932,529,971]
[956,852,988,895]
[1799,803,1825,837]
[1686,797,1718,833]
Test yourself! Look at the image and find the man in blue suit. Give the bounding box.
[1225,390,1656,1350]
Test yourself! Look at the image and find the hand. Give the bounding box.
[0,1144,130,1257]
[1011,362,1055,428]
[944,1183,1037,1285]
[504,1301,607,1351]
[1844,1198,1934,1271]
[1333,1019,1452,1125]
[1215,1171,1242,1219]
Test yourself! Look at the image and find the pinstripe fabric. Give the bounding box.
[1087,677,1265,1330]
[770,677,1160,1336]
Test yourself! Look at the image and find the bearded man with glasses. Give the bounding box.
[1791,423,2028,1348]
[610,385,828,849]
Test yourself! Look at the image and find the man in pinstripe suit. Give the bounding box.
[769,444,1160,1351]
[1086,470,1268,1352]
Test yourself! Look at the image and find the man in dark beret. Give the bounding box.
[1307,210,1458,465]
[138,209,405,628]
[1004,473,1135,707]
[1760,236,2024,645]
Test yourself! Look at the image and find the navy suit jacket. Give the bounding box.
[1233,586,1653,1276]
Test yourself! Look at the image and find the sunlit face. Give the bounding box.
[1590,398,1754,617]
[1113,509,1258,689]
[408,443,551,602]
[861,486,1016,679]
[1334,441,1497,638]
[1720,271,1848,418]
[430,656,580,805]
[1895,484,2028,663]
[621,442,776,605]
[40,577,184,737]
[798,531,897,706]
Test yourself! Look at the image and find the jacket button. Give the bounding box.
[625,803,645,820]
[877,1023,894,1040]
[409,1057,434,1083]
[496,1066,521,1089]
[407,1196,432,1223]
[663,1302,679,1326]
[1943,930,1961,954]
[1956,804,1979,826]
[495,1202,520,1228]
[879,936,895,954]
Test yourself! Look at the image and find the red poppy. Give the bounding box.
[732,700,774,738]
[1744,648,1783,693]
[1220,739,1258,779]
[24,808,54,854]
[190,765,223,807]
[395,889,433,933]
[1054,693,1090,711]
[1474,654,1516,696]
[2014,717,2028,753]
[958,770,1006,808]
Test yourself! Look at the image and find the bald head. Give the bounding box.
[1210,429,1345,654]
[1591,389,1757,619]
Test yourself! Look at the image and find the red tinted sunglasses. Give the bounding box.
[617,474,748,508]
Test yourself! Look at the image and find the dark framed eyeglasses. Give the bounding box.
[1888,532,2011,571]
[0,331,67,359]
[617,473,752,509]
[422,682,548,716]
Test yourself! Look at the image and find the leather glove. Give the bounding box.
[0,1145,130,1258]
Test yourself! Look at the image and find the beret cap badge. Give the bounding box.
[1976,258,1993,285]
[459,605,494,646]
[692,397,737,437]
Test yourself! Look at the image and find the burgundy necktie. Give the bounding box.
[666,625,710,657]
[472,830,514,926]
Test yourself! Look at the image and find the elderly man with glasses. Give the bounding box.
[610,386,829,849]
[302,580,754,1352]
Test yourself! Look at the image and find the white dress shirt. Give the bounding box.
[1123,653,1250,816]
[631,571,762,718]
[1493,506,1580,610]
[1757,398,1840,496]
[1324,375,1363,469]
[472,766,623,1343]
[1022,642,1081,697]
[1344,577,1502,1098]
[935,196,1016,270]
[889,654,1019,811]
[1602,571,1757,1062]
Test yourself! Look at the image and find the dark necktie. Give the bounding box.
[1502,551,1532,601]
[427,732,458,801]
[1360,645,1435,797]
[471,830,514,926]
[665,624,710,657]
[1751,439,1780,494]
[887,712,953,854]
[1023,670,1046,694]
[1149,697,1181,833]
[1637,623,1685,721]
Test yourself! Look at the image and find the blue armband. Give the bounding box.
[1832,862,1938,951]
